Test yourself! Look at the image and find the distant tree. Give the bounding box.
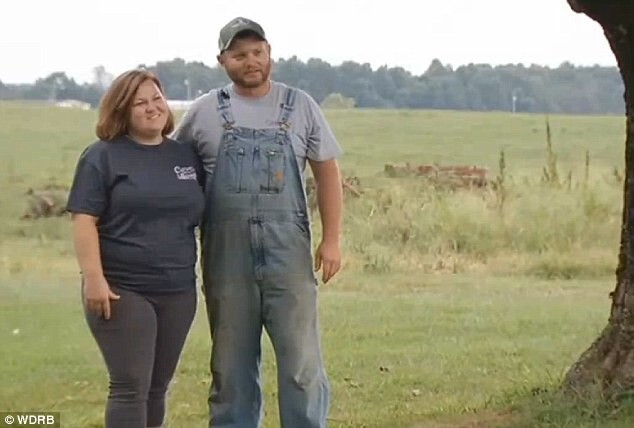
[92,65,113,91]
[0,56,626,114]
[303,58,337,103]
[140,58,228,100]
[25,72,81,101]
[563,0,634,397]
[372,66,397,107]
[320,93,355,109]
[424,58,452,78]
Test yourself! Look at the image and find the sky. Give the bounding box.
[0,0,617,85]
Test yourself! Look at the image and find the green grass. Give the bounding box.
[1,274,628,427]
[327,109,626,177]
[1,100,633,427]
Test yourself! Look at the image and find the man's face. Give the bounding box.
[218,35,271,89]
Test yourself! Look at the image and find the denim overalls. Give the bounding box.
[201,86,330,428]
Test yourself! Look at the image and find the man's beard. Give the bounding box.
[227,62,271,89]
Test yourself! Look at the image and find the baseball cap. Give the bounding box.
[218,17,267,53]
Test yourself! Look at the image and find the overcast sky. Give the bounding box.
[1,0,616,84]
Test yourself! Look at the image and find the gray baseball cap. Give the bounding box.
[218,17,267,53]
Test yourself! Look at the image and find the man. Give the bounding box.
[172,16,343,428]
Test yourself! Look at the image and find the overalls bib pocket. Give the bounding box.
[218,143,246,193]
[260,146,287,194]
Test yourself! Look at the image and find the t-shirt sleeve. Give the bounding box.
[304,92,343,162]
[66,145,109,217]
[192,144,206,189]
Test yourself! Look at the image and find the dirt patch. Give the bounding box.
[384,162,489,189]
[21,186,69,220]
[411,410,516,428]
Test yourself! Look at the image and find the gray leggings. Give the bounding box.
[83,284,197,428]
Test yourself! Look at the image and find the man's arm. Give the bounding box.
[309,158,343,245]
[171,104,198,146]
[302,88,344,283]
[309,158,343,284]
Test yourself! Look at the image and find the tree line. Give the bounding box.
[0,57,624,114]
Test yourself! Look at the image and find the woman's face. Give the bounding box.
[128,79,168,138]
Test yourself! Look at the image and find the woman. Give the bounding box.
[66,69,205,428]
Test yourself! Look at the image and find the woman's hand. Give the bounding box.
[83,276,120,320]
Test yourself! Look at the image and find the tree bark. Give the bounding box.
[564,0,634,395]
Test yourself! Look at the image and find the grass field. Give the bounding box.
[1,101,632,427]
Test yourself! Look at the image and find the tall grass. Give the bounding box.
[338,176,621,279]
[329,115,623,280]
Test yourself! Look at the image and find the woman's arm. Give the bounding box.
[72,214,103,279]
[66,143,119,319]
[72,213,119,319]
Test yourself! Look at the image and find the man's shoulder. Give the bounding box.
[175,89,224,132]
[187,89,220,112]
[271,81,314,101]
[275,82,320,117]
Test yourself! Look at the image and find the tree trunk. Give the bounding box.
[564,0,634,395]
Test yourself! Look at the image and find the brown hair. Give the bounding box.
[95,69,175,141]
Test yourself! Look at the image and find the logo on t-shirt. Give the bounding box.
[174,166,197,180]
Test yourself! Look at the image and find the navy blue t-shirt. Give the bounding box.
[66,136,205,294]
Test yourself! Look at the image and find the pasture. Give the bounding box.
[1,101,632,427]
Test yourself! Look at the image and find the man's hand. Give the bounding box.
[314,239,341,283]
[308,158,343,284]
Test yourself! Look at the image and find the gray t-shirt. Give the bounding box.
[171,81,343,179]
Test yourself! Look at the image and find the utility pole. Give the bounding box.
[184,79,192,100]
[511,87,521,113]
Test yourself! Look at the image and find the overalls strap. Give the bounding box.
[216,86,235,130]
[277,87,297,129]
